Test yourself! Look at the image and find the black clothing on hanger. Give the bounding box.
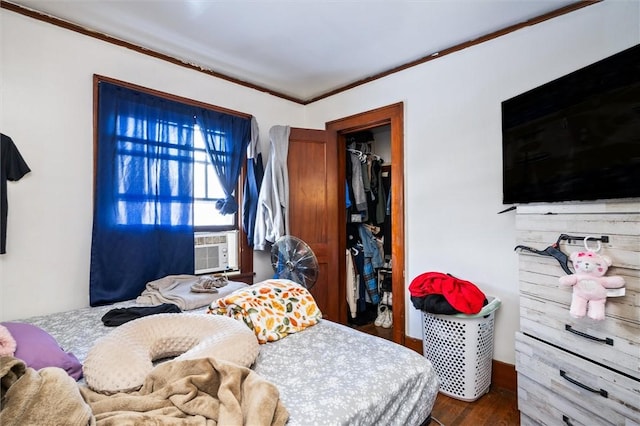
[1,133,31,254]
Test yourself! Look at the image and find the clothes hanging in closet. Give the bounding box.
[382,169,392,259]
[358,224,384,269]
[346,144,386,225]
[346,223,383,321]
[346,249,358,318]
[347,148,367,214]
[345,134,389,325]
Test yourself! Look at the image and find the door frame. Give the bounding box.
[326,102,405,345]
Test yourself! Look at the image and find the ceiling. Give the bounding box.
[6,0,588,103]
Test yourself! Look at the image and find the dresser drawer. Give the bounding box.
[516,333,640,425]
[520,295,639,378]
[518,374,614,426]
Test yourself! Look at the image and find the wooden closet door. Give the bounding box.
[287,128,340,321]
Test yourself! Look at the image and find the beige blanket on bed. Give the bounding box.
[1,356,287,426]
[0,356,94,426]
[81,357,289,426]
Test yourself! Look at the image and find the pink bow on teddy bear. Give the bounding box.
[559,251,625,320]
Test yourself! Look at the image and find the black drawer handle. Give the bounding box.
[560,370,608,398]
[565,324,613,346]
[562,415,574,426]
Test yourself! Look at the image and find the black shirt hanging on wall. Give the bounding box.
[1,133,31,254]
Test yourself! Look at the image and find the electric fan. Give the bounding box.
[270,235,319,289]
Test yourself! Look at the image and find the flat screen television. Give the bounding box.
[501,44,640,205]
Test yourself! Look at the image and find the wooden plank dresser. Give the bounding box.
[514,202,639,426]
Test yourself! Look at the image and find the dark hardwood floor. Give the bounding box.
[349,320,394,340]
[430,388,520,426]
[349,322,520,426]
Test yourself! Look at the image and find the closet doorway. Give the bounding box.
[326,102,405,345]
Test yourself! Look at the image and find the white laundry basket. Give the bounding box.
[421,296,501,401]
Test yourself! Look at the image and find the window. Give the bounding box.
[113,116,194,227]
[113,123,237,229]
[90,76,253,305]
[193,125,235,229]
[193,126,241,270]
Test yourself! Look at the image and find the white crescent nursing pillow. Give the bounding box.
[83,313,259,394]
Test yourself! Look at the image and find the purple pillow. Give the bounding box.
[0,322,83,380]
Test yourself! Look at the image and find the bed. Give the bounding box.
[8,281,439,425]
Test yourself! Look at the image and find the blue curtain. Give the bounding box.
[195,109,251,215]
[90,82,196,306]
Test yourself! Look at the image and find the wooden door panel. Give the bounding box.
[287,128,340,321]
[287,139,327,242]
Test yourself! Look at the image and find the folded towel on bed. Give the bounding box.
[136,275,247,310]
[81,357,289,426]
[208,278,322,343]
[0,356,93,426]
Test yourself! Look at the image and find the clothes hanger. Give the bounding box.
[347,148,367,163]
[514,233,610,275]
[514,234,572,275]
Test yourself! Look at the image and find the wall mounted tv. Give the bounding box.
[501,44,640,205]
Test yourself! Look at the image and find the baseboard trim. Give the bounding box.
[492,359,517,393]
[405,335,423,354]
[404,335,517,394]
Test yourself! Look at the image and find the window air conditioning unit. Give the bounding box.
[194,232,229,274]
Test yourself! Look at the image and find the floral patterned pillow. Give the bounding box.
[207,279,322,343]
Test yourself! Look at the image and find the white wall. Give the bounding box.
[304,1,639,364]
[1,1,638,366]
[0,11,303,320]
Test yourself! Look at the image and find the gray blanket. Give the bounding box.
[136,275,247,310]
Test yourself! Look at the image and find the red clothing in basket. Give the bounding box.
[409,272,486,315]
